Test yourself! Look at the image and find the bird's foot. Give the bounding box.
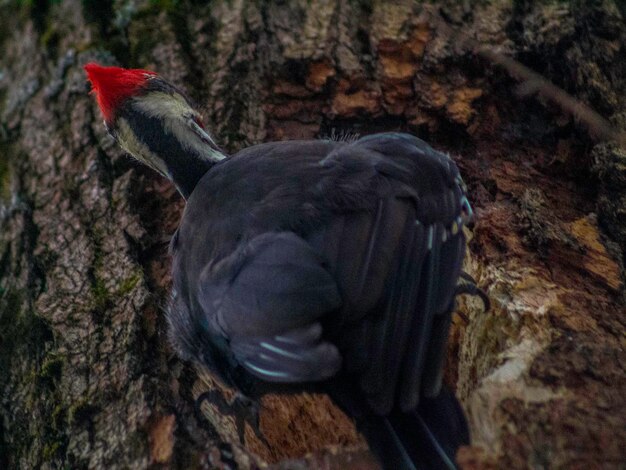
[230,393,269,447]
[455,271,490,313]
[194,390,269,447]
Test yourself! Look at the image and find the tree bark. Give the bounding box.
[0,1,624,469]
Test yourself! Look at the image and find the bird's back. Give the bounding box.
[171,133,467,415]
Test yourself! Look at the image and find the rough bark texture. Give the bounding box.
[0,1,624,469]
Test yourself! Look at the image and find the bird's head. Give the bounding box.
[84,63,225,197]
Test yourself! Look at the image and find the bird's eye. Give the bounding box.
[188,115,218,148]
[192,116,206,129]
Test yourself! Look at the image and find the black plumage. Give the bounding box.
[167,133,471,468]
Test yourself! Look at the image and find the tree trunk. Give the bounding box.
[1,1,624,468]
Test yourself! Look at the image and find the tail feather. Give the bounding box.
[389,386,470,470]
[329,380,469,470]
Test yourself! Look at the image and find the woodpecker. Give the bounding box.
[85,63,483,470]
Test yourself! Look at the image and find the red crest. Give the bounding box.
[84,63,157,122]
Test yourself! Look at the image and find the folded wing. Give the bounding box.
[197,231,343,383]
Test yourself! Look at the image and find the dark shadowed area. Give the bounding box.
[0,0,624,468]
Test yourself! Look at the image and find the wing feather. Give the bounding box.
[397,223,442,411]
[197,232,343,383]
[231,324,341,383]
[421,229,466,397]
[313,134,469,413]
[361,214,427,413]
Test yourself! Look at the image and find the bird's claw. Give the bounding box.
[231,393,269,447]
[194,390,269,447]
[455,272,491,312]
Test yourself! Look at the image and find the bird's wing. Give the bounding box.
[311,133,468,413]
[196,231,342,383]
